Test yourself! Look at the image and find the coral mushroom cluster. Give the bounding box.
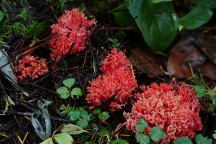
[86,49,138,111]
[16,55,48,82]
[124,82,203,143]
[49,8,96,61]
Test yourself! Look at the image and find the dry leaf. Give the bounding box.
[167,37,207,78]
[129,47,164,77]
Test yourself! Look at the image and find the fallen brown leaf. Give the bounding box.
[196,35,216,64]
[200,61,216,80]
[167,37,207,78]
[129,47,164,77]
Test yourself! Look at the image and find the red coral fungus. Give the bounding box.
[86,49,138,111]
[49,8,96,61]
[16,55,48,82]
[124,82,203,143]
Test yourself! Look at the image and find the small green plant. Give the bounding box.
[40,123,88,144]
[107,38,121,48]
[56,77,83,100]
[60,105,90,128]
[173,134,213,144]
[108,138,128,144]
[92,108,110,122]
[135,118,166,144]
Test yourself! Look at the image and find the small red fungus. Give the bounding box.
[86,49,138,111]
[16,55,48,82]
[49,8,96,61]
[124,82,203,143]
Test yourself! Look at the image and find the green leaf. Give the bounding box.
[195,134,213,144]
[63,78,75,88]
[149,126,166,142]
[173,136,193,144]
[127,0,178,51]
[192,84,206,98]
[135,118,148,133]
[92,108,101,115]
[108,138,128,144]
[26,20,46,38]
[135,134,150,144]
[40,138,54,144]
[76,119,89,128]
[193,0,216,9]
[71,87,83,98]
[150,0,172,4]
[0,11,5,23]
[179,5,213,30]
[68,110,80,121]
[60,124,88,135]
[110,3,135,27]
[208,88,216,105]
[53,133,73,144]
[98,112,110,120]
[56,87,70,99]
[18,10,29,20]
[99,129,110,138]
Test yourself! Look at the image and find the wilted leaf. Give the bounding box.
[179,5,213,30]
[149,126,166,142]
[0,48,29,96]
[31,100,52,140]
[129,47,164,77]
[63,78,75,88]
[53,133,73,144]
[59,124,88,135]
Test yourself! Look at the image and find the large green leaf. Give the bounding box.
[127,0,178,51]
[149,126,166,142]
[179,5,213,30]
[193,0,216,9]
[53,133,73,144]
[110,3,135,27]
[150,0,172,4]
